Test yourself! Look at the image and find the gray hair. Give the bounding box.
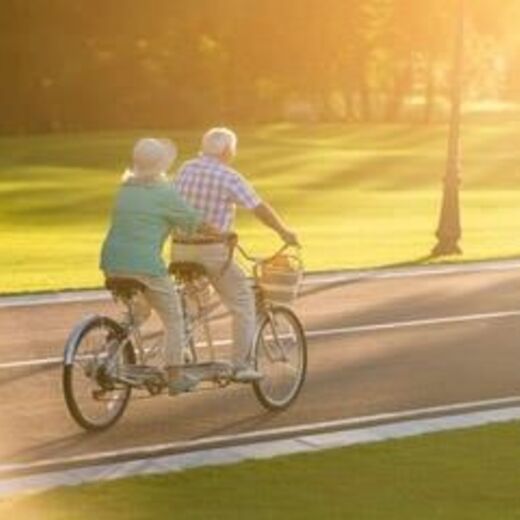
[122,138,177,183]
[201,127,237,157]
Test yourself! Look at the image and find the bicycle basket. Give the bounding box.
[258,252,303,305]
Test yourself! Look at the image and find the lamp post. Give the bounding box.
[432,0,465,256]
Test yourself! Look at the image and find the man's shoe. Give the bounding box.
[232,365,263,383]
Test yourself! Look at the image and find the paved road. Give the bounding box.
[2,265,520,469]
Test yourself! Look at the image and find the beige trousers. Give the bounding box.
[172,243,256,366]
[106,273,184,367]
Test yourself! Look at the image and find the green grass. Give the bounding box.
[3,421,520,519]
[2,121,520,293]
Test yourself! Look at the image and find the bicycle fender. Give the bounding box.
[63,314,116,366]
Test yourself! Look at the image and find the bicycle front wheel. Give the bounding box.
[63,315,135,431]
[252,306,307,410]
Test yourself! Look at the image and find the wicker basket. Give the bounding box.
[258,253,303,305]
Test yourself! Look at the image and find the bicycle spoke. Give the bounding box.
[63,317,133,430]
[253,307,306,410]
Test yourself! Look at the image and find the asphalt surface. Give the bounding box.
[2,265,520,470]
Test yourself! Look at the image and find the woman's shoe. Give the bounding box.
[166,366,198,396]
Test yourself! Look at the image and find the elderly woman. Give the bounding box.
[100,137,212,394]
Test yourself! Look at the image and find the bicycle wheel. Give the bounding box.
[63,315,135,431]
[252,306,307,410]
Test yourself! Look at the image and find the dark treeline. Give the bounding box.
[2,0,520,134]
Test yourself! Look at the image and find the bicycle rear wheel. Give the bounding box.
[252,306,307,410]
[63,315,135,431]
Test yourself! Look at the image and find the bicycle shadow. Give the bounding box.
[206,254,436,323]
[189,409,286,441]
[2,430,97,469]
[298,254,435,301]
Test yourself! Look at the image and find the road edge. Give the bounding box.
[3,257,520,308]
[0,396,520,498]
[1,397,520,498]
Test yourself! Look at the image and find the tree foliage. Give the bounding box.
[2,0,519,133]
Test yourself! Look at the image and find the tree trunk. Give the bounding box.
[358,59,372,122]
[385,58,413,122]
[423,54,437,124]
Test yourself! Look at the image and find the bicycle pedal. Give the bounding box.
[92,389,107,400]
[215,377,231,388]
[212,361,234,377]
[145,379,165,396]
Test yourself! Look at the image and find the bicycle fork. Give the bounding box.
[262,311,289,363]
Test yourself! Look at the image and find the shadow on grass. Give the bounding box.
[0,184,115,227]
[3,122,520,227]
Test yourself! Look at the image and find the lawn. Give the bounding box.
[2,120,520,293]
[3,420,520,519]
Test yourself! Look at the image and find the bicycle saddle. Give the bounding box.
[169,262,207,281]
[105,277,146,298]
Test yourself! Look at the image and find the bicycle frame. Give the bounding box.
[177,278,217,364]
[62,240,306,430]
[107,242,299,381]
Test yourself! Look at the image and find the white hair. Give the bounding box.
[201,127,237,157]
[122,138,177,183]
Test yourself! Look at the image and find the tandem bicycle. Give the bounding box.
[62,239,307,431]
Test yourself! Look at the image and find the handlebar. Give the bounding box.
[236,242,298,265]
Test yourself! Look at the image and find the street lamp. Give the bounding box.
[432,0,465,256]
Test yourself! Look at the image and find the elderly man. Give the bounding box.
[171,127,299,381]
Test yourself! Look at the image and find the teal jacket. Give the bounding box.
[100,181,202,277]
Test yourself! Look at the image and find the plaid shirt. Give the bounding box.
[175,155,261,232]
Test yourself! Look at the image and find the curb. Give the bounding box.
[2,397,520,498]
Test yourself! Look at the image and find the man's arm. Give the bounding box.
[225,170,299,245]
[253,202,299,245]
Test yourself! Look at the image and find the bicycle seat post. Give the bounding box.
[168,261,215,365]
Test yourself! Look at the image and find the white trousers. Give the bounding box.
[106,273,184,367]
[172,243,256,366]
